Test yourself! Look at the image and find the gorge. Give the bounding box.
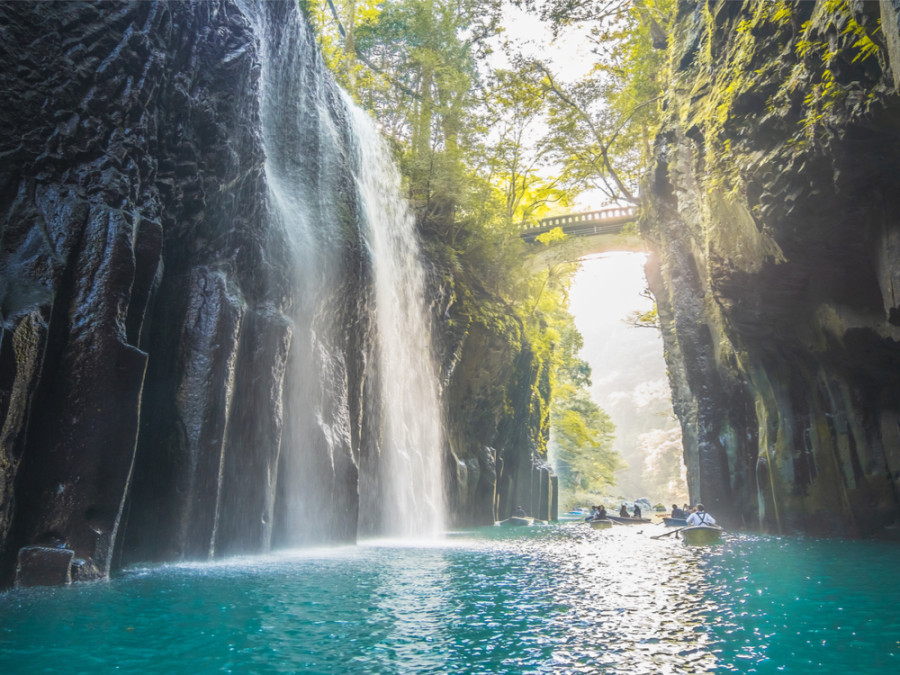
[0,0,553,588]
[4,0,900,593]
[643,0,900,538]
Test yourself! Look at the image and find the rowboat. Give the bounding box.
[663,517,688,527]
[498,516,534,527]
[587,518,613,530]
[681,524,723,545]
[606,515,651,524]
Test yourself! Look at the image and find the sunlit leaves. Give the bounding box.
[535,227,567,245]
[511,0,674,205]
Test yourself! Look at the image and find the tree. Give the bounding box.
[473,67,573,226]
[549,322,623,498]
[308,0,504,236]
[639,426,687,502]
[511,0,674,205]
[626,288,658,327]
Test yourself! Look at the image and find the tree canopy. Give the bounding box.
[303,0,676,500]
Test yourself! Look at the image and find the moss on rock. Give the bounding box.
[645,0,900,537]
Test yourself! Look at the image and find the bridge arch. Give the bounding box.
[519,206,647,263]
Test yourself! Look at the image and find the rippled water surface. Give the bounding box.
[2,523,899,673]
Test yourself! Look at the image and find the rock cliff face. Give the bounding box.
[0,0,328,585]
[644,0,900,536]
[441,318,557,527]
[0,0,549,588]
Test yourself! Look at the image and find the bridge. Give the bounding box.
[519,206,638,243]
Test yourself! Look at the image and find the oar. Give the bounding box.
[651,525,689,540]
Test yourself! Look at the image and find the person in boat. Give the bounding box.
[619,504,629,518]
[685,504,716,526]
[671,504,684,518]
[514,505,527,517]
[596,505,607,519]
[632,503,642,519]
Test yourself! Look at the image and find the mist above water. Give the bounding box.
[350,104,445,538]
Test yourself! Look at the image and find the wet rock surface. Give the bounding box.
[0,1,339,585]
[644,0,900,536]
[0,0,542,587]
[440,314,557,526]
[14,546,75,588]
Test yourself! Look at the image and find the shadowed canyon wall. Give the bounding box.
[440,318,557,528]
[0,0,352,586]
[644,0,900,537]
[0,0,552,587]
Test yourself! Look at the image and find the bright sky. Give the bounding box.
[492,3,610,211]
[568,251,681,498]
[496,3,597,83]
[569,252,650,327]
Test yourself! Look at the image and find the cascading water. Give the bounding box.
[244,0,356,549]
[243,1,444,543]
[350,105,446,538]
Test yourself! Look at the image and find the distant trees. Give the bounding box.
[550,322,623,501]
[513,0,673,205]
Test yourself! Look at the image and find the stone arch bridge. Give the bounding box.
[519,206,645,260]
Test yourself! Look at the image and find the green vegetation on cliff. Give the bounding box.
[663,0,885,199]
[305,0,625,504]
[633,0,900,533]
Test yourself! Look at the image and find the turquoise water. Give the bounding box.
[2,523,898,673]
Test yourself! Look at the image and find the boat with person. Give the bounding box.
[606,515,651,524]
[663,517,688,527]
[680,524,723,545]
[587,518,613,530]
[679,503,721,544]
[498,516,534,527]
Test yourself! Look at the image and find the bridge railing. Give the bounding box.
[519,205,638,233]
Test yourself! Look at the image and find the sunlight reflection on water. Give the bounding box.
[2,524,900,673]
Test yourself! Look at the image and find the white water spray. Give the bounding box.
[244,1,444,541]
[349,104,446,538]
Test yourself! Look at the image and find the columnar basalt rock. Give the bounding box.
[0,0,350,585]
[0,0,548,587]
[644,0,900,537]
[440,315,557,526]
[0,1,171,585]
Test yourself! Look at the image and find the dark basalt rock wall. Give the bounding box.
[0,0,547,587]
[0,0,363,586]
[441,318,556,526]
[0,1,177,583]
[644,0,900,537]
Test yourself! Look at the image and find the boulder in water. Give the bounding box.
[15,546,74,587]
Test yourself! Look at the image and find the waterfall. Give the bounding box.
[244,1,445,542]
[350,104,446,538]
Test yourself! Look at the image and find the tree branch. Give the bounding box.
[534,61,644,204]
